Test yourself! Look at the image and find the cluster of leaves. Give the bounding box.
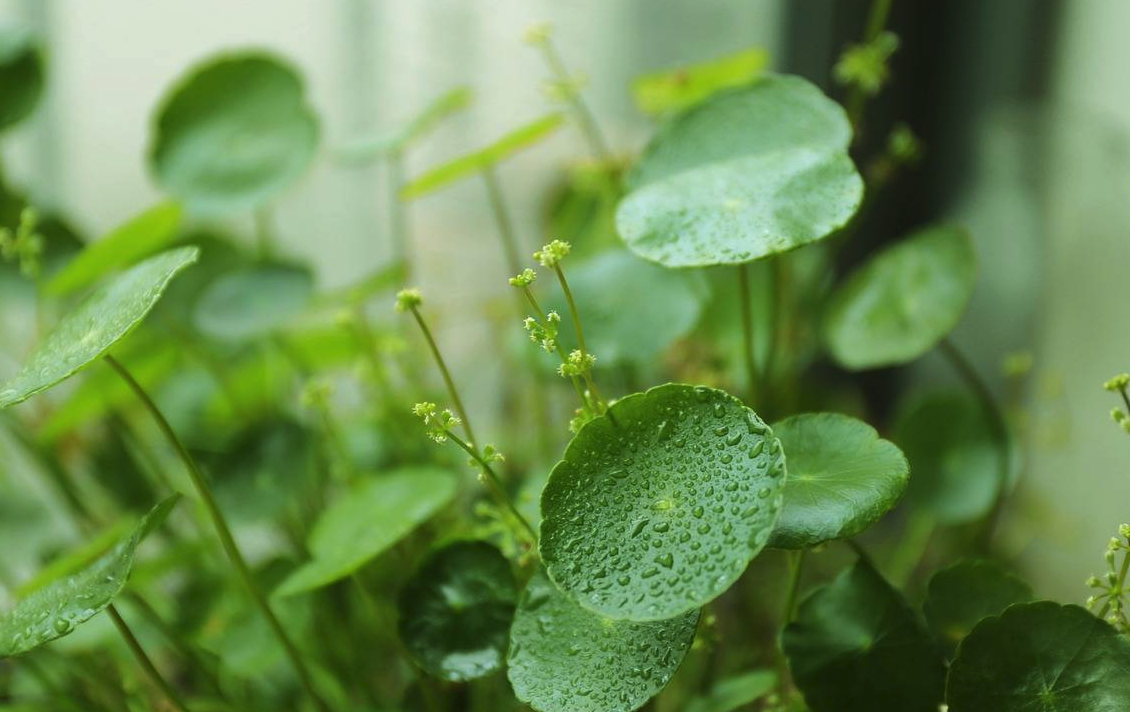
[0,12,1127,712]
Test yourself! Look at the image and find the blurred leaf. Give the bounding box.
[338,86,473,162]
[401,113,563,199]
[507,569,698,712]
[14,520,132,597]
[149,53,320,215]
[632,48,769,118]
[684,669,777,712]
[207,419,317,524]
[0,247,199,409]
[542,161,624,257]
[922,559,1033,656]
[769,413,908,549]
[398,540,517,681]
[822,225,976,370]
[0,27,44,132]
[540,383,785,621]
[782,559,945,712]
[314,261,406,307]
[192,261,314,342]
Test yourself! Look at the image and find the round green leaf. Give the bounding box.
[0,247,200,409]
[540,383,786,621]
[542,250,709,366]
[616,75,862,268]
[0,495,179,657]
[685,669,777,712]
[507,569,698,712]
[398,540,518,682]
[275,467,457,598]
[947,602,1130,711]
[923,559,1033,656]
[782,559,946,712]
[897,391,999,525]
[192,262,314,341]
[0,28,44,132]
[822,225,976,369]
[768,413,908,549]
[149,53,320,215]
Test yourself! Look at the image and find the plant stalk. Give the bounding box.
[107,604,191,712]
[447,432,537,544]
[536,39,612,164]
[481,166,524,278]
[388,148,413,282]
[406,306,478,450]
[846,0,896,133]
[736,263,758,405]
[552,263,607,410]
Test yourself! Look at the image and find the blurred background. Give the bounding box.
[0,0,1126,603]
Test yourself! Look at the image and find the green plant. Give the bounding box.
[0,10,1127,712]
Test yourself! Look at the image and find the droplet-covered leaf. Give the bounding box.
[0,495,179,657]
[632,48,769,118]
[275,467,457,598]
[947,602,1130,711]
[685,669,777,712]
[822,225,976,369]
[398,540,517,681]
[0,27,44,132]
[769,413,908,549]
[149,53,320,215]
[923,559,1033,656]
[782,559,945,712]
[192,262,314,342]
[507,570,698,712]
[617,75,862,268]
[0,247,200,409]
[540,383,785,621]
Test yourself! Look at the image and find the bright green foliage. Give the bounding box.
[507,569,699,712]
[542,250,709,366]
[768,412,908,549]
[922,559,1033,656]
[947,602,1130,711]
[0,246,199,409]
[149,53,320,215]
[632,48,770,118]
[782,559,945,712]
[338,86,473,161]
[540,383,786,621]
[834,31,899,97]
[617,74,862,267]
[400,114,564,199]
[897,392,1000,524]
[0,27,43,132]
[275,467,458,597]
[397,540,518,681]
[0,495,179,657]
[46,202,184,296]
[822,225,976,369]
[192,262,314,341]
[685,669,777,712]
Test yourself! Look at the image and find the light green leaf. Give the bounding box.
[338,86,473,162]
[685,669,777,712]
[507,569,698,712]
[149,52,320,215]
[400,113,563,199]
[769,413,908,549]
[14,520,133,598]
[822,225,977,369]
[540,383,785,621]
[632,48,770,118]
[923,559,1033,656]
[192,261,314,341]
[0,247,200,409]
[947,602,1130,711]
[398,540,517,682]
[275,467,458,598]
[46,202,184,297]
[0,495,180,657]
[782,559,946,712]
[0,27,44,132]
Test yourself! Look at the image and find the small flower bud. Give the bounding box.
[534,239,571,267]
[1110,537,1123,552]
[1121,420,1130,434]
[509,268,537,287]
[394,287,423,312]
[1087,576,1103,588]
[1113,408,1127,423]
[523,22,551,45]
[1104,373,1130,392]
[1087,595,1099,609]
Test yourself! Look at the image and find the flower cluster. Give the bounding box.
[533,239,571,268]
[834,31,899,96]
[412,401,461,443]
[1086,524,1130,634]
[523,311,560,353]
[394,287,423,313]
[509,268,537,288]
[0,207,44,279]
[558,348,596,378]
[1104,373,1130,434]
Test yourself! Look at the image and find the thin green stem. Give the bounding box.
[736,263,758,405]
[887,510,935,586]
[481,166,524,277]
[519,285,591,412]
[846,0,896,133]
[388,149,413,281]
[536,39,612,163]
[124,592,224,697]
[552,263,607,409]
[781,550,806,624]
[446,432,537,544]
[102,355,332,712]
[1098,549,1130,620]
[107,604,191,712]
[407,305,477,450]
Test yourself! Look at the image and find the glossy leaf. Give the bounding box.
[947,602,1130,711]
[338,86,473,161]
[923,559,1033,656]
[0,247,200,409]
[632,48,770,118]
[540,383,786,621]
[685,669,777,712]
[0,27,44,132]
[822,225,977,369]
[46,202,184,297]
[192,262,314,341]
[617,75,862,268]
[782,559,946,712]
[897,392,1000,524]
[400,113,563,199]
[398,540,518,681]
[507,569,698,712]
[275,467,458,597]
[769,413,908,549]
[0,495,179,657]
[149,53,320,215]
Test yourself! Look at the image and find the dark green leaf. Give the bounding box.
[0,27,44,132]
[540,383,785,621]
[923,559,1033,657]
[685,669,777,712]
[632,48,770,118]
[192,261,314,341]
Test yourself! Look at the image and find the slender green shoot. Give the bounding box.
[107,604,191,712]
[736,263,758,405]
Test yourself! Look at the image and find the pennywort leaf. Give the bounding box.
[923,559,1033,656]
[684,669,777,712]
[192,261,314,342]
